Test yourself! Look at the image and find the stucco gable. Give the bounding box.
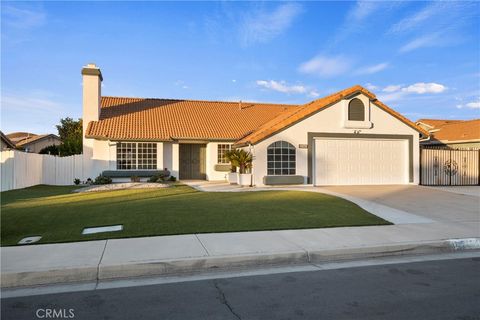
[234,85,429,147]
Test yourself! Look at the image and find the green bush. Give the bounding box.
[94,174,112,185]
[168,176,177,182]
[73,178,81,185]
[149,173,165,183]
[39,145,60,156]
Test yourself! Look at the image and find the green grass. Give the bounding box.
[0,184,390,246]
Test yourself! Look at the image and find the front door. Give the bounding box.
[179,144,207,180]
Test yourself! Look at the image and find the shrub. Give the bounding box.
[39,145,60,155]
[94,174,112,185]
[86,178,93,185]
[131,176,140,182]
[149,173,165,183]
[168,176,177,182]
[73,178,81,185]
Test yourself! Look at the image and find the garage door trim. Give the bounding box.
[307,133,414,183]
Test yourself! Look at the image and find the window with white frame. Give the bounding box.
[267,141,296,175]
[217,144,232,164]
[117,142,157,170]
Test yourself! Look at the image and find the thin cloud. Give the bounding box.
[391,2,477,53]
[2,5,46,29]
[383,85,402,93]
[256,80,306,94]
[378,82,447,102]
[174,80,189,89]
[298,55,352,77]
[389,2,475,35]
[403,83,446,94]
[457,98,480,109]
[240,3,303,46]
[347,1,382,21]
[1,91,76,133]
[389,2,447,34]
[399,33,440,53]
[2,93,65,113]
[355,62,389,75]
[331,1,400,46]
[256,80,321,99]
[365,83,378,91]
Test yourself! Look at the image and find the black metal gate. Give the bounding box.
[420,147,480,186]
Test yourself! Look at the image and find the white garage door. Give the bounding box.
[314,138,408,185]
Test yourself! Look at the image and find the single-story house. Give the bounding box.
[82,63,429,186]
[6,132,62,153]
[1,131,16,150]
[416,119,480,149]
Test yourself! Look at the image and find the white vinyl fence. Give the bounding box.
[1,150,83,191]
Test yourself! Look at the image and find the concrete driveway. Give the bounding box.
[324,185,480,225]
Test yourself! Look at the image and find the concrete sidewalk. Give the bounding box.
[3,183,479,288]
[2,221,479,288]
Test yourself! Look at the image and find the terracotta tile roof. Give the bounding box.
[16,134,61,147]
[86,97,299,141]
[1,131,16,149]
[6,132,38,144]
[420,119,480,143]
[234,85,430,146]
[416,119,464,129]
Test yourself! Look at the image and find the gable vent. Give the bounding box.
[348,98,365,121]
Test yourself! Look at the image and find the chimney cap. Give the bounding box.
[81,63,103,81]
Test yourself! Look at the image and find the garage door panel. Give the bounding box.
[314,138,407,185]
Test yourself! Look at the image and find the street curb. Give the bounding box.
[2,239,479,288]
[1,266,98,289]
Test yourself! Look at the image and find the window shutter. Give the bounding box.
[348,98,365,121]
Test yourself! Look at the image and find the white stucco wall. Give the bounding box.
[163,142,179,178]
[206,142,232,181]
[88,139,113,179]
[250,94,420,186]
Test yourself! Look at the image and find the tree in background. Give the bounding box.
[56,117,83,156]
[39,145,60,155]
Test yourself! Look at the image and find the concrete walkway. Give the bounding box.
[2,182,479,288]
[422,186,480,197]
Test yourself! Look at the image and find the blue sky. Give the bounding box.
[1,1,479,134]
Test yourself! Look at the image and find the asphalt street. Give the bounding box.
[2,257,479,320]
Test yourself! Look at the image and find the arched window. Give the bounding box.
[267,141,296,175]
[348,98,365,121]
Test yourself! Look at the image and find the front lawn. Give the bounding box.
[0,184,390,246]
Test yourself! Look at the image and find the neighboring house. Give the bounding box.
[6,132,62,153]
[82,63,429,186]
[1,131,16,150]
[416,119,480,149]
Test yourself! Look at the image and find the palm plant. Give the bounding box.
[224,149,252,174]
[235,149,253,174]
[224,149,239,173]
